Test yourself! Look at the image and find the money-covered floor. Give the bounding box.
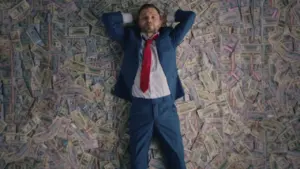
[0,0,300,168]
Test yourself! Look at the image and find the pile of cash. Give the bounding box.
[0,0,300,168]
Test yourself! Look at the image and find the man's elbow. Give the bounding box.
[175,10,196,22]
[101,13,110,26]
[188,11,196,22]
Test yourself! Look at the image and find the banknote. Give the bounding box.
[176,101,197,114]
[0,119,7,133]
[197,103,220,118]
[79,8,98,26]
[69,27,89,37]
[204,135,219,158]
[240,44,261,53]
[232,85,245,108]
[91,26,106,37]
[86,37,97,58]
[31,44,48,59]
[26,25,45,46]
[32,116,62,143]
[191,1,210,16]
[1,0,300,168]
[70,109,88,129]
[8,0,30,20]
[190,146,210,168]
[199,70,218,92]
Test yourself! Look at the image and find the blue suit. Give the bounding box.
[102,9,195,169]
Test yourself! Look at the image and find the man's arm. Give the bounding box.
[168,9,196,47]
[101,12,133,45]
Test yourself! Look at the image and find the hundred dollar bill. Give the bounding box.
[190,146,210,168]
[86,37,97,58]
[210,154,227,169]
[240,44,261,53]
[0,119,7,133]
[32,117,62,143]
[197,103,220,118]
[261,119,285,132]
[199,70,218,92]
[204,135,219,158]
[31,44,48,58]
[69,27,89,37]
[207,127,223,148]
[21,117,40,134]
[66,141,80,168]
[26,25,45,46]
[70,109,88,129]
[176,101,196,114]
[79,152,95,169]
[8,0,30,20]
[232,85,245,108]
[79,8,98,26]
[192,25,215,37]
[219,11,239,24]
[204,3,219,21]
[277,126,296,142]
[191,1,210,16]
[10,30,21,42]
[97,45,110,54]
[196,89,216,101]
[270,154,290,169]
[91,26,106,37]
[21,49,34,70]
[4,140,31,163]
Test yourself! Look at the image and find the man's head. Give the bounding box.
[137,4,163,35]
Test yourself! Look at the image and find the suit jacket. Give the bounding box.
[101,9,196,102]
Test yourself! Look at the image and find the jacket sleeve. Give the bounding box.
[170,9,196,47]
[112,73,132,102]
[101,12,127,46]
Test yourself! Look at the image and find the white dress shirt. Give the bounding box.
[121,13,175,99]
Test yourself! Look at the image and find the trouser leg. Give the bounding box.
[154,99,186,169]
[129,101,153,169]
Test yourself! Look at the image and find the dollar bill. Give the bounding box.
[191,1,210,16]
[197,103,220,118]
[69,27,89,37]
[232,85,245,108]
[26,25,45,46]
[240,44,261,53]
[31,44,48,59]
[70,109,88,129]
[0,119,7,133]
[86,37,97,58]
[32,117,62,143]
[79,8,98,26]
[199,70,218,92]
[204,135,219,158]
[176,101,196,114]
[8,0,30,20]
[79,152,95,169]
[190,146,210,168]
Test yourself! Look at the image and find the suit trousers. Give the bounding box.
[129,95,186,169]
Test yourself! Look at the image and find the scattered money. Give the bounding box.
[69,26,90,37]
[0,0,300,168]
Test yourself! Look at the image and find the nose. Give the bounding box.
[146,17,152,23]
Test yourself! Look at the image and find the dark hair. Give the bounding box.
[138,4,161,18]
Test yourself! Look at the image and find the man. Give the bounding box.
[102,4,195,169]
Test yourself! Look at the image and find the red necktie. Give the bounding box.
[140,33,159,93]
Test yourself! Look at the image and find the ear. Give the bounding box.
[160,14,166,26]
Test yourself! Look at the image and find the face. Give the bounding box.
[138,7,162,34]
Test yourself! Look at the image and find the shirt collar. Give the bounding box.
[140,32,160,40]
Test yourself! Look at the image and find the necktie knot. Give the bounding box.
[146,33,159,44]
